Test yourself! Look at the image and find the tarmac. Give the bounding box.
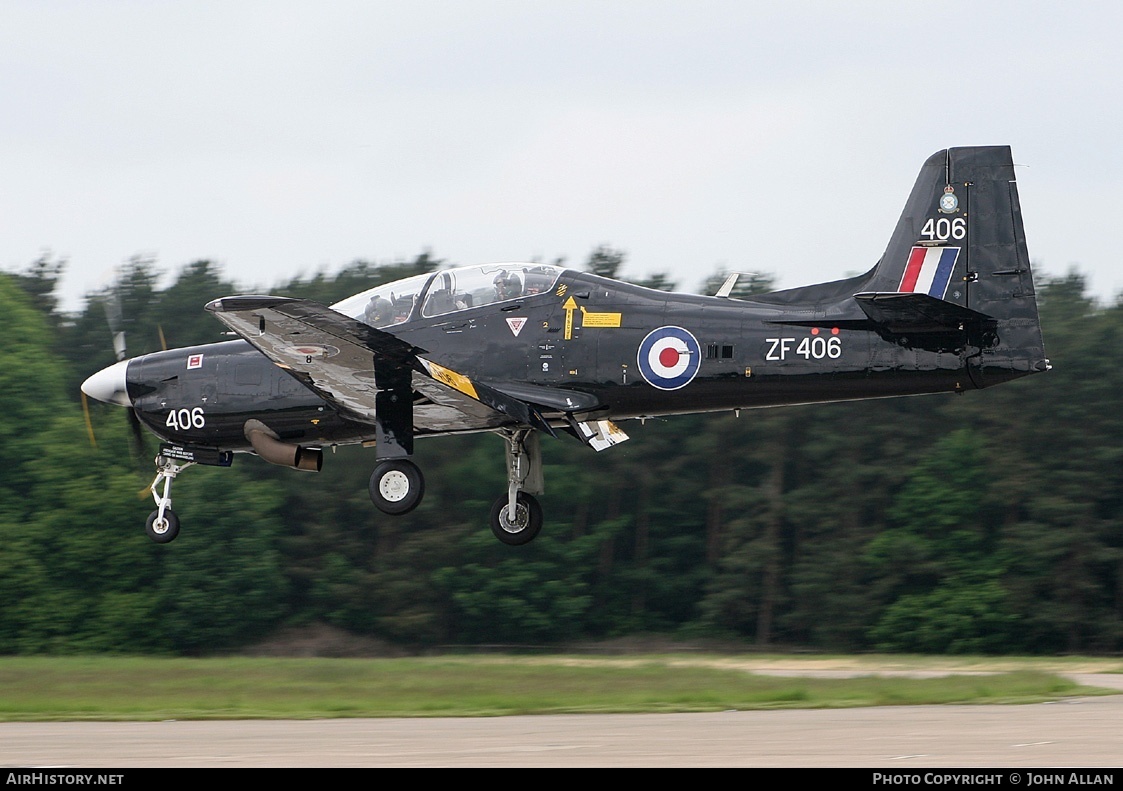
[1,673,1120,767]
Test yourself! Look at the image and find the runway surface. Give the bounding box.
[2,674,1120,767]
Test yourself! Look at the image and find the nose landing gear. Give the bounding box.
[140,445,232,544]
[145,454,192,544]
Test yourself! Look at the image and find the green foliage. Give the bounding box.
[584,245,626,279]
[0,276,71,501]
[4,257,1123,657]
[151,467,289,653]
[7,252,66,319]
[632,272,678,292]
[870,575,1020,653]
[864,429,1019,652]
[699,269,776,298]
[274,251,442,306]
[0,276,159,652]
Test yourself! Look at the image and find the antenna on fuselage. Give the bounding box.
[714,272,740,298]
[714,271,767,299]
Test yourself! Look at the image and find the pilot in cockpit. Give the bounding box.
[364,295,394,326]
[493,271,523,301]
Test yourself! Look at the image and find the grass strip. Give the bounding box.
[0,655,1112,721]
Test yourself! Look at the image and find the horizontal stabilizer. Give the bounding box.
[854,292,998,353]
[854,291,994,330]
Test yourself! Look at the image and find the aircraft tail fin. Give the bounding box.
[860,146,1048,383]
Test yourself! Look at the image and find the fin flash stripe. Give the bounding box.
[900,246,960,299]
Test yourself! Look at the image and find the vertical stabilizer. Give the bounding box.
[862,146,1047,384]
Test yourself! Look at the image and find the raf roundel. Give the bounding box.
[637,326,702,390]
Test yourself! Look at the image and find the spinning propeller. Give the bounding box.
[80,288,163,457]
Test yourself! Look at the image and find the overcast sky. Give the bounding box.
[3,1,1120,312]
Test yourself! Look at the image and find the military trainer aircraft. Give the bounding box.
[82,145,1048,545]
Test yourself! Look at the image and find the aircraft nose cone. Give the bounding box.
[81,359,132,406]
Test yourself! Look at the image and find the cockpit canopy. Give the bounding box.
[331,263,565,328]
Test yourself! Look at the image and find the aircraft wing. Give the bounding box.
[205,296,554,435]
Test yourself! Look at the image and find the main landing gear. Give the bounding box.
[369,458,425,515]
[145,454,191,543]
[490,430,544,546]
[366,429,546,545]
[489,491,542,546]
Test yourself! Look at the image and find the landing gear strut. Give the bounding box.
[489,429,544,545]
[146,454,192,544]
[367,353,425,515]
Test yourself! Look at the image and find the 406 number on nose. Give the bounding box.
[166,407,206,431]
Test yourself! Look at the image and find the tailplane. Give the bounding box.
[859,146,1048,384]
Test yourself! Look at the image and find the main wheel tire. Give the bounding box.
[145,509,180,544]
[489,492,543,546]
[369,459,425,515]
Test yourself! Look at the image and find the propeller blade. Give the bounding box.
[91,276,149,464]
[127,407,146,457]
[81,391,98,449]
[112,331,127,361]
[103,288,129,360]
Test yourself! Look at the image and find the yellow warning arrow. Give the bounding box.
[563,296,577,340]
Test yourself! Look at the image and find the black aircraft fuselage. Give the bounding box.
[125,269,1032,453]
[82,145,1048,545]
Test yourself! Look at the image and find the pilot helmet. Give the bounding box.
[494,271,521,299]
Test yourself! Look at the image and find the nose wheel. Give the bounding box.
[145,454,193,544]
[369,458,425,515]
[145,508,180,544]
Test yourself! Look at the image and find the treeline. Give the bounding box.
[0,250,1120,655]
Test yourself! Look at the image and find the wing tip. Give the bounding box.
[205,295,297,313]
